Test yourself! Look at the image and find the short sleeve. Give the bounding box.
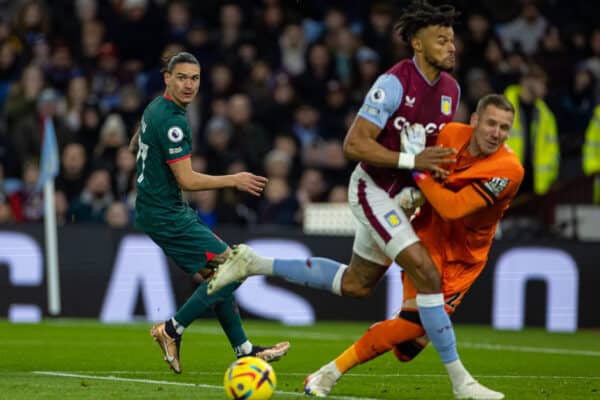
[357,74,403,128]
[157,118,192,164]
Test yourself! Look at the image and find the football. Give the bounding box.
[224,356,277,400]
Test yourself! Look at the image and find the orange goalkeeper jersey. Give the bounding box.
[412,122,524,291]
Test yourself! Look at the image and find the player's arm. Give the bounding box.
[413,172,494,220]
[129,129,140,154]
[343,74,454,174]
[169,157,267,196]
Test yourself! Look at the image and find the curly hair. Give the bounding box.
[394,0,460,43]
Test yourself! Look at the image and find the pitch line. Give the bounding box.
[32,371,600,380]
[32,371,380,400]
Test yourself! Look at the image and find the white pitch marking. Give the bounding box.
[30,371,600,380]
[461,342,600,357]
[31,371,381,400]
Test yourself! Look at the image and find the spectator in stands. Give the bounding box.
[4,63,45,137]
[63,75,90,133]
[105,201,130,228]
[504,64,559,236]
[497,0,547,56]
[203,116,235,175]
[505,64,559,197]
[12,88,73,172]
[56,142,88,202]
[54,190,68,226]
[350,46,380,105]
[557,67,596,179]
[583,105,600,203]
[93,113,127,169]
[227,93,270,174]
[279,23,307,77]
[68,167,113,223]
[258,177,298,225]
[12,160,43,222]
[295,43,337,107]
[76,99,102,157]
[112,146,135,200]
[264,149,292,181]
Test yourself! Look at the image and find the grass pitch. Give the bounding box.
[0,319,599,399]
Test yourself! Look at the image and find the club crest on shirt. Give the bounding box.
[441,95,452,116]
[167,126,184,143]
[484,177,509,198]
[384,210,401,228]
[370,88,386,103]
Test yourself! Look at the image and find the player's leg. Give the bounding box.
[394,246,503,399]
[304,316,425,397]
[214,293,290,362]
[207,168,392,297]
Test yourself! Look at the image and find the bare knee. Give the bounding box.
[340,255,387,298]
[395,244,441,293]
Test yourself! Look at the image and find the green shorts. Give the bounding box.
[145,218,228,274]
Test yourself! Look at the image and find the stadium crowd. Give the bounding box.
[0,0,598,236]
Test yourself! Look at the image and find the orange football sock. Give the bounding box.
[353,318,425,364]
[335,345,360,374]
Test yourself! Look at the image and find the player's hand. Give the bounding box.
[232,172,268,196]
[414,146,456,178]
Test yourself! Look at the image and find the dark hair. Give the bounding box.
[394,0,460,43]
[160,52,200,74]
[475,94,515,116]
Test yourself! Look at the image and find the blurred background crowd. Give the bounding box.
[0,0,598,237]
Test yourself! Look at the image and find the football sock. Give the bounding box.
[165,318,180,337]
[174,281,240,327]
[445,359,475,388]
[334,346,359,374]
[352,317,425,365]
[416,293,458,364]
[215,294,248,350]
[248,255,274,275]
[272,258,348,294]
[233,340,254,357]
[170,318,185,335]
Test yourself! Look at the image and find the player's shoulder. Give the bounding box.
[479,145,524,189]
[497,145,525,182]
[438,122,472,146]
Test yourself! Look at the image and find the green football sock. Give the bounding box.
[174,281,240,327]
[215,294,248,348]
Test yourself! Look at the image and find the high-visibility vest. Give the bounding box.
[504,85,559,195]
[583,105,600,203]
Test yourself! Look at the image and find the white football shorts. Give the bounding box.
[348,164,420,266]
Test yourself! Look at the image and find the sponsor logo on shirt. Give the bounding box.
[393,116,445,137]
[405,96,416,107]
[169,147,183,154]
[384,210,401,228]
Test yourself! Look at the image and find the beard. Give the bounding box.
[424,53,454,73]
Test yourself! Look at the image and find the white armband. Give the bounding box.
[397,152,415,169]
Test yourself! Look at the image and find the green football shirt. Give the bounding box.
[135,95,195,231]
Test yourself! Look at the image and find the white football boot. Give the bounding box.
[207,244,256,295]
[453,380,504,399]
[304,362,341,397]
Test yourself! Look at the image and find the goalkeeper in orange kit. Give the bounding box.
[306,94,524,397]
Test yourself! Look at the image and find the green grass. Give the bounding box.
[0,320,599,399]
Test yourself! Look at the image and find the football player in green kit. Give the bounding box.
[130,52,289,374]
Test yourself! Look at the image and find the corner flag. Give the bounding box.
[38,116,62,315]
[36,117,59,191]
